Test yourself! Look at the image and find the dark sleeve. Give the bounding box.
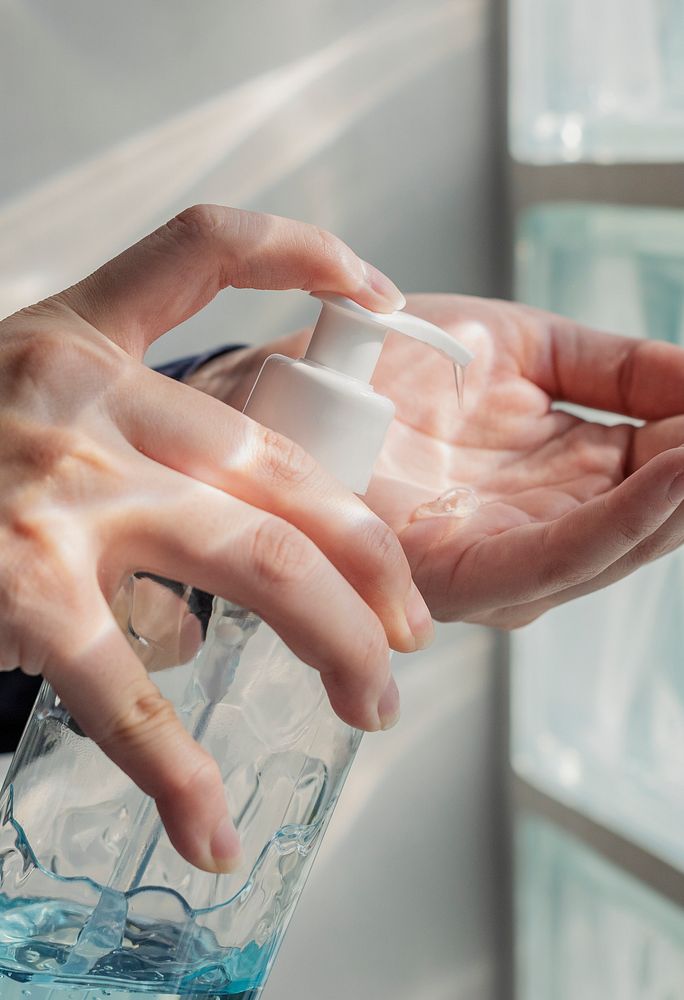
[153,344,245,381]
[0,344,245,753]
[0,670,42,752]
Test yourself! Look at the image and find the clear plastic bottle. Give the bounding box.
[0,295,472,998]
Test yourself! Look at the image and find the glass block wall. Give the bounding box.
[511,203,684,871]
[509,0,684,163]
[516,815,684,998]
[516,204,684,344]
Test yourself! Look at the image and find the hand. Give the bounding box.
[0,205,433,873]
[197,293,684,628]
[368,294,684,627]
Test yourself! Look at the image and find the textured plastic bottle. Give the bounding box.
[0,295,472,999]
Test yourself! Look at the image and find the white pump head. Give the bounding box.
[243,295,473,495]
[305,294,473,382]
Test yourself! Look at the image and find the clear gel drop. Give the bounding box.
[413,486,480,520]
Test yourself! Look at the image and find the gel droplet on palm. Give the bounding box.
[413,486,481,520]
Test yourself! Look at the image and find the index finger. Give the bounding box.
[58,205,405,357]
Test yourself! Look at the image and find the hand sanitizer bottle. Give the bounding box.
[0,295,472,1000]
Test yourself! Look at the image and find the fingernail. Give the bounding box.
[668,472,684,505]
[377,675,401,730]
[210,816,242,873]
[362,261,406,312]
[405,583,434,650]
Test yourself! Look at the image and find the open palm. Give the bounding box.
[194,292,684,630]
[366,294,684,627]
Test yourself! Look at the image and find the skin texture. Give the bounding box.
[192,293,684,630]
[0,205,433,874]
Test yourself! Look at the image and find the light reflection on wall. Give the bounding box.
[0,0,486,323]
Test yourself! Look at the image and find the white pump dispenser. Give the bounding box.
[244,294,473,494]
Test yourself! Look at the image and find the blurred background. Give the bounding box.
[1,0,683,997]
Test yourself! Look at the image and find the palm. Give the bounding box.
[202,293,684,628]
[365,295,684,624]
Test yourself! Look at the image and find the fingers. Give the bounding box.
[407,293,684,422]
[39,595,240,874]
[403,446,684,620]
[110,467,403,732]
[479,466,684,628]
[59,205,405,356]
[630,415,684,473]
[114,369,433,656]
[520,304,684,421]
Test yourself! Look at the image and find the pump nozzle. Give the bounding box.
[304,294,473,382]
[244,294,474,494]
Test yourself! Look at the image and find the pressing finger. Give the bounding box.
[59,205,405,356]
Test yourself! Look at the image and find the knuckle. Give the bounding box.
[1,325,122,423]
[27,426,76,477]
[535,524,588,593]
[258,427,318,487]
[1,327,67,388]
[248,519,318,589]
[310,226,356,280]
[165,751,222,804]
[101,687,178,751]
[313,225,344,260]
[534,557,587,594]
[359,517,404,579]
[12,299,63,324]
[57,428,120,483]
[165,204,222,243]
[612,514,644,548]
[6,421,119,494]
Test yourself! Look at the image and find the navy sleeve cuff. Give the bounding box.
[154,344,246,381]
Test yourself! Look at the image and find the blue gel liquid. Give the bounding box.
[0,895,263,998]
[0,797,270,999]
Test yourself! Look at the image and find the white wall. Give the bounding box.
[0,0,502,359]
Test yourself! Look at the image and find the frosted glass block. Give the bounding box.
[516,203,684,344]
[516,815,684,999]
[512,202,684,870]
[509,0,684,163]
